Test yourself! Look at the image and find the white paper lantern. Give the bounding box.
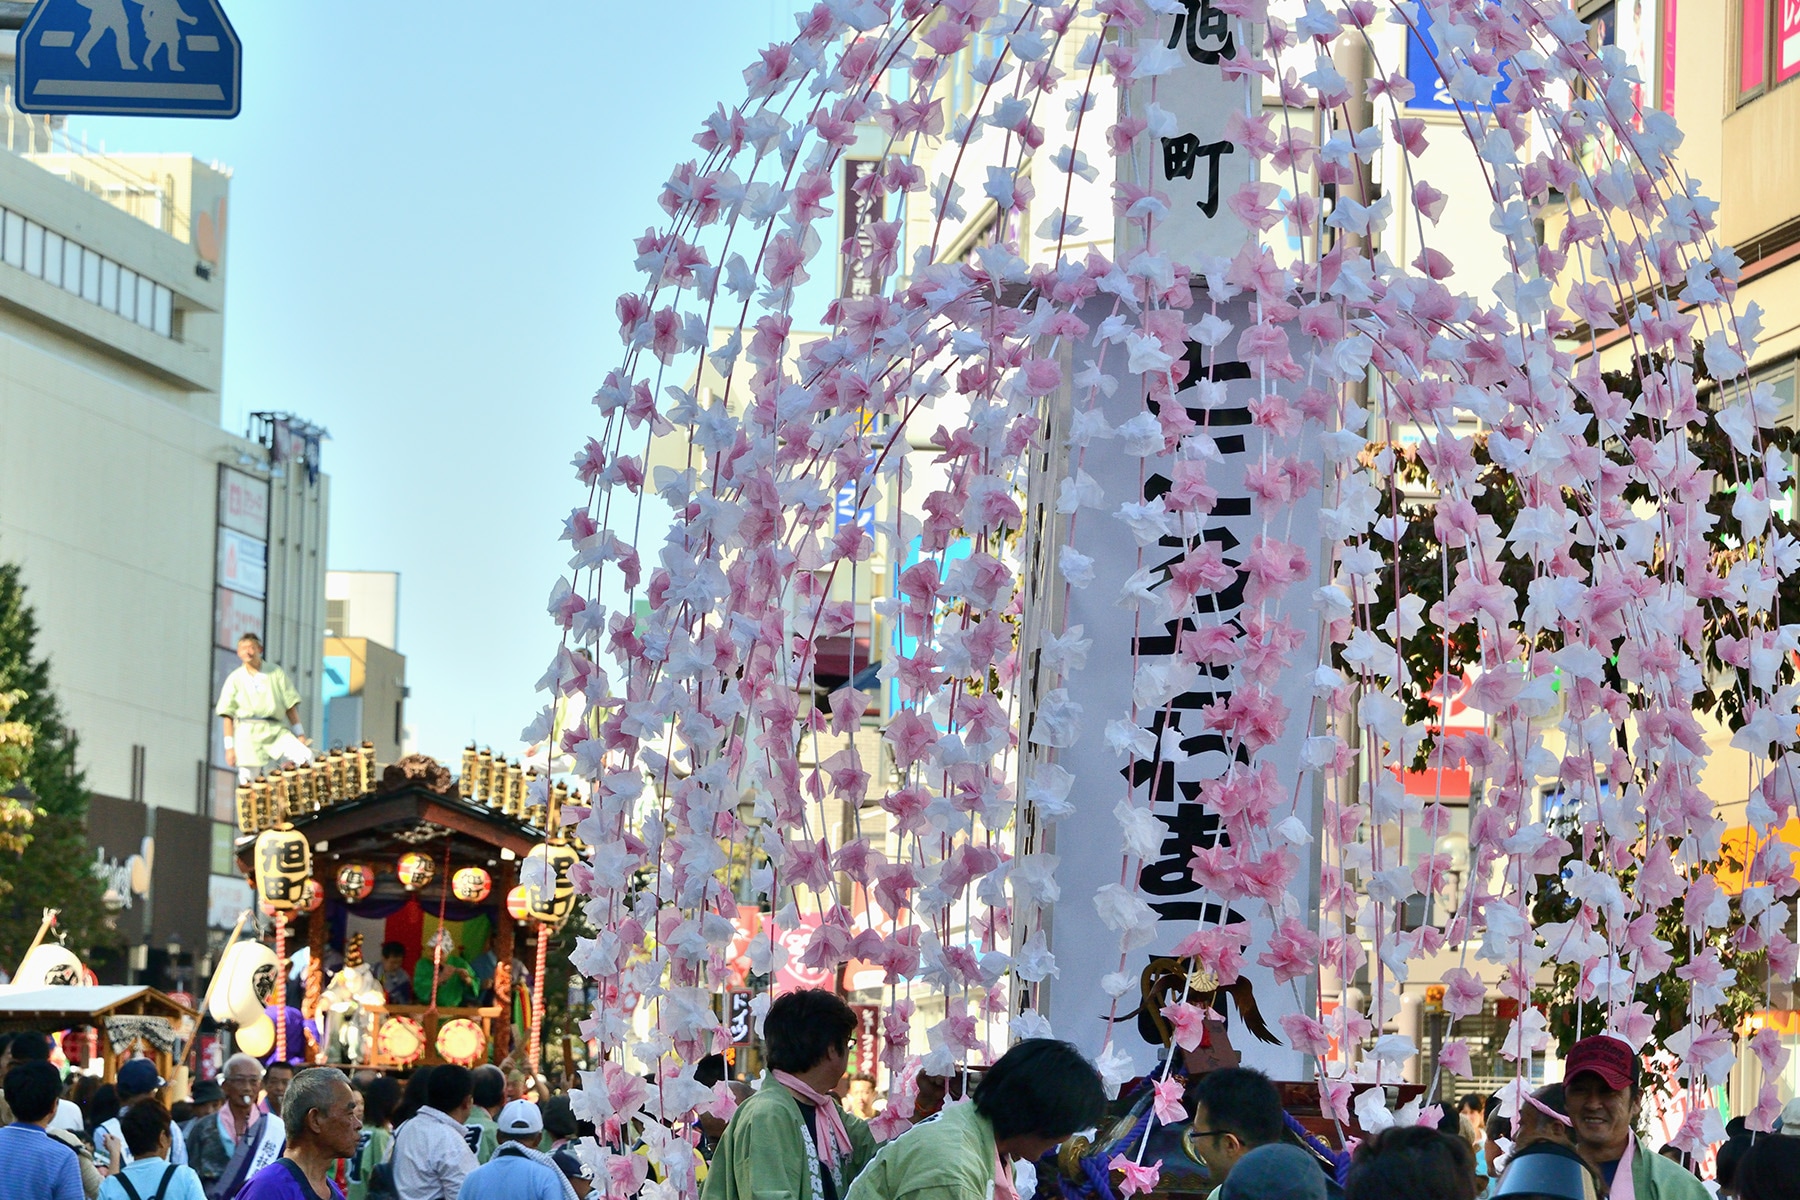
[235,1013,275,1058]
[211,941,280,1025]
[15,943,83,988]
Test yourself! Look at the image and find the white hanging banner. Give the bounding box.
[1034,295,1321,1082]
[1124,1,1256,268]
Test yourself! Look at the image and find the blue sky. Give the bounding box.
[78,1,798,760]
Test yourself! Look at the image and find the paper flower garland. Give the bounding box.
[529,2,1800,1192]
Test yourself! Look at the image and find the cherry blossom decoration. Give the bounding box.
[528,0,1798,1194]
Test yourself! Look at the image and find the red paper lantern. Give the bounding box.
[336,862,375,902]
[451,867,492,903]
[396,852,435,891]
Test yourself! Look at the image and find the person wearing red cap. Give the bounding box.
[1561,1037,1704,1200]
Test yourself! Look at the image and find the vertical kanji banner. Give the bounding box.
[1124,0,1254,267]
[1036,296,1321,1081]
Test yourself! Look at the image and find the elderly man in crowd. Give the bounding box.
[238,1068,361,1200]
[188,1055,271,1190]
[208,1056,290,1200]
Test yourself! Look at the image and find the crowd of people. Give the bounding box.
[2,1003,1797,1200]
[0,1035,592,1200]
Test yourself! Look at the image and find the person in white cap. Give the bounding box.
[454,1099,573,1200]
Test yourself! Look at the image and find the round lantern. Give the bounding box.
[336,862,375,902]
[396,851,436,891]
[253,827,312,912]
[451,867,492,903]
[235,1013,276,1058]
[376,1015,426,1066]
[15,943,84,988]
[212,941,280,1025]
[435,1018,487,1067]
[297,879,324,913]
[505,885,532,922]
[520,841,579,925]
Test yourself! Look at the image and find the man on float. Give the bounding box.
[217,632,313,783]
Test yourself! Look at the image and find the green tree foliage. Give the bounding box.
[0,558,117,968]
[1370,358,1800,759]
[0,689,37,863]
[1364,363,1791,1089]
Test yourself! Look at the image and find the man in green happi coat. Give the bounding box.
[704,989,878,1200]
[847,1040,1105,1200]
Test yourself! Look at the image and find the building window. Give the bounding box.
[0,205,178,339]
[1740,0,1800,102]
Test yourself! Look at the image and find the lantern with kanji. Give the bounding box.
[297,878,325,913]
[520,841,578,925]
[505,885,532,922]
[15,943,83,988]
[253,827,311,912]
[451,867,492,903]
[336,862,375,902]
[396,851,435,891]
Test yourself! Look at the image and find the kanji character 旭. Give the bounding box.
[1168,0,1235,64]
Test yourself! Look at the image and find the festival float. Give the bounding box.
[226,744,580,1070]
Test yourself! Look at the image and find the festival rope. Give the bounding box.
[428,838,454,1012]
[529,917,550,1074]
[273,911,287,1064]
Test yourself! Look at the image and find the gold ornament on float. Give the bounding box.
[253,827,311,912]
[376,1015,425,1066]
[395,851,436,891]
[435,1018,487,1066]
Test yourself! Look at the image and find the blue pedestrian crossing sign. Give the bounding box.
[16,0,241,118]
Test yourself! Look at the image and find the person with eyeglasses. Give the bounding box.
[187,1057,265,1191]
[1185,1068,1291,1200]
[205,1058,290,1200]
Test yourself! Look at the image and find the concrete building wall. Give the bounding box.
[323,635,406,765]
[0,145,327,820]
[326,570,400,648]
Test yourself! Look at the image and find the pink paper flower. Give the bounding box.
[1109,1156,1162,1197]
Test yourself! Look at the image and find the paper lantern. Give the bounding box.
[435,1018,487,1067]
[336,862,375,902]
[253,827,312,912]
[298,879,324,913]
[212,941,280,1025]
[396,851,436,891]
[376,1015,425,1066]
[235,1013,275,1058]
[520,841,578,925]
[505,885,532,922]
[451,867,492,903]
[15,943,83,988]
